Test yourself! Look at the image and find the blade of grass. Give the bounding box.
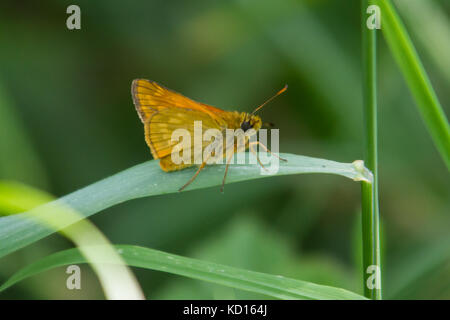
[0,245,367,300]
[361,0,382,300]
[0,181,144,300]
[0,153,372,260]
[394,0,450,85]
[379,0,450,168]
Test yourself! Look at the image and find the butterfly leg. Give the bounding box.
[249,142,268,171]
[178,157,210,192]
[248,141,287,162]
[220,149,235,193]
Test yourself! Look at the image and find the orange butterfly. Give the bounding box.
[131,79,287,192]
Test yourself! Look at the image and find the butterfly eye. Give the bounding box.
[240,120,252,131]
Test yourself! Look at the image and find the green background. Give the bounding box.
[0,0,449,299]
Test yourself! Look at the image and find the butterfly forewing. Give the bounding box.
[132,79,226,123]
[131,79,231,170]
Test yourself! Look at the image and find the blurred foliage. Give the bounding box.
[0,0,448,299]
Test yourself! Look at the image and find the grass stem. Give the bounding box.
[361,0,382,300]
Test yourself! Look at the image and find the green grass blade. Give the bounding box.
[394,0,450,85]
[0,153,372,259]
[379,0,450,168]
[0,181,144,300]
[0,245,367,300]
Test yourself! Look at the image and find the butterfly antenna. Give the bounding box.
[252,84,288,114]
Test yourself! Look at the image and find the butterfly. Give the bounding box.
[131,79,287,192]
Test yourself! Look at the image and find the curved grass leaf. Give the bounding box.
[0,245,367,300]
[394,0,450,85]
[0,153,371,260]
[0,181,144,300]
[379,0,450,168]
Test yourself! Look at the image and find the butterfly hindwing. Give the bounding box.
[145,107,221,160]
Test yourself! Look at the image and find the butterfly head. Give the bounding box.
[239,113,262,132]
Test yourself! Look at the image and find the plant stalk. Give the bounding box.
[361,0,382,300]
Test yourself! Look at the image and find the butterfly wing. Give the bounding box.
[131,79,229,171]
[132,79,226,124]
[145,106,223,158]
